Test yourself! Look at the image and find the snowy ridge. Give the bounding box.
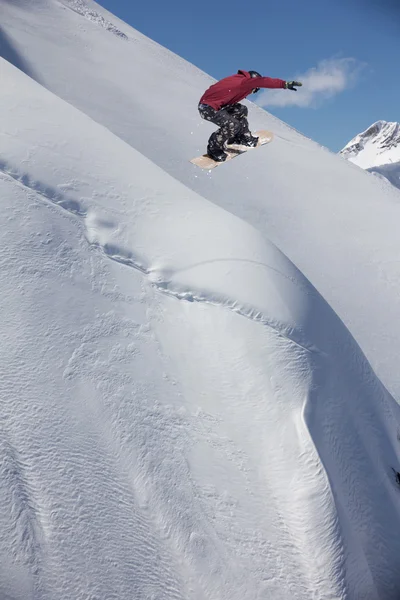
[2,1,400,598]
[368,161,400,189]
[1,158,316,354]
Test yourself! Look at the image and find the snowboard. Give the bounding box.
[190,130,274,170]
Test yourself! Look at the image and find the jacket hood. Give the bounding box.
[237,70,251,78]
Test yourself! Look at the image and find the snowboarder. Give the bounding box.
[198,70,302,162]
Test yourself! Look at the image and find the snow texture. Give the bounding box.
[1,1,400,598]
[61,0,128,38]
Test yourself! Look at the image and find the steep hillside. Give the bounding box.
[2,2,400,599]
[2,0,400,398]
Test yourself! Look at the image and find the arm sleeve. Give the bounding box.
[257,77,286,89]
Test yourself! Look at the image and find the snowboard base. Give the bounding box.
[190,130,274,170]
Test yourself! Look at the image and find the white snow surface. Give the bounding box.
[341,120,400,190]
[1,1,400,599]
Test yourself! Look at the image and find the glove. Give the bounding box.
[285,81,302,91]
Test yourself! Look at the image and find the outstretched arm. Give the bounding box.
[253,78,303,91]
[257,77,287,89]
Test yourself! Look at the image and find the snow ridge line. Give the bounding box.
[149,281,320,354]
[60,0,128,40]
[0,163,319,355]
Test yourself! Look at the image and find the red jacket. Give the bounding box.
[199,70,286,110]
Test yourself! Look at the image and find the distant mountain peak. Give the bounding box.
[340,121,400,190]
[341,120,400,165]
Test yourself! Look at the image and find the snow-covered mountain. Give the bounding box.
[341,120,400,189]
[2,1,400,599]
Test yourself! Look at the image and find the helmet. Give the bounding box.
[249,70,262,94]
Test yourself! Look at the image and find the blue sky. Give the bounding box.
[97,0,399,151]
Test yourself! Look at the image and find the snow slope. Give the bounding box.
[2,0,400,399]
[340,120,400,190]
[2,1,400,599]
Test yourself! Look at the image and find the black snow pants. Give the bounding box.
[198,103,252,154]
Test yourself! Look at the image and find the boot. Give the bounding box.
[207,147,228,162]
[229,134,259,147]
